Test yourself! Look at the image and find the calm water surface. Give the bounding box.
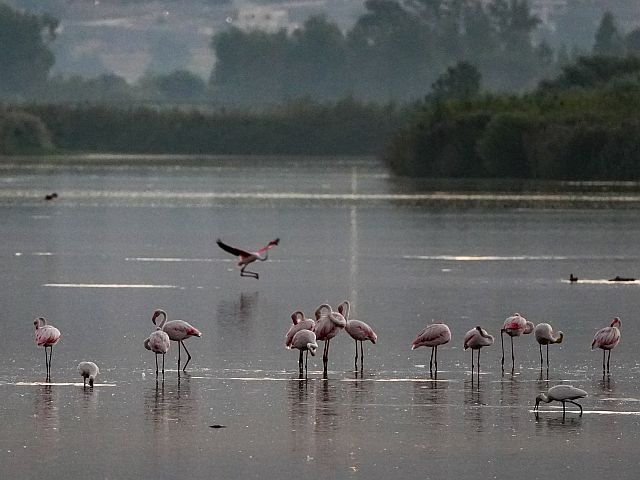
[1,156,640,479]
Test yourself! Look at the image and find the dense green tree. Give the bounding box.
[428,61,481,102]
[0,3,58,97]
[593,11,624,57]
[626,28,640,56]
[138,70,207,103]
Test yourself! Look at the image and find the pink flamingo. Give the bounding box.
[285,310,316,369]
[411,323,451,377]
[338,301,378,371]
[592,317,621,374]
[463,326,494,380]
[313,303,346,377]
[288,329,318,377]
[33,317,61,379]
[145,315,171,375]
[500,313,534,373]
[216,238,279,279]
[151,309,202,371]
[534,323,563,373]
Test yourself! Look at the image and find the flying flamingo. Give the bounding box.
[285,310,316,368]
[534,384,587,418]
[463,326,494,381]
[592,317,621,374]
[500,313,534,373]
[145,315,171,375]
[534,323,563,373]
[338,301,378,372]
[151,309,201,372]
[78,361,99,387]
[288,329,318,377]
[313,303,347,377]
[33,317,61,379]
[216,238,280,279]
[411,323,451,378]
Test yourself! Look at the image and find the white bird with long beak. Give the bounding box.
[534,385,587,418]
[78,361,99,387]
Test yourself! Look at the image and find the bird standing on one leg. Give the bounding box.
[411,323,451,378]
[33,317,61,380]
[216,238,280,279]
[500,313,534,374]
[592,317,621,375]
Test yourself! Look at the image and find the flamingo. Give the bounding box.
[534,323,563,373]
[313,303,346,377]
[33,317,61,379]
[338,301,378,372]
[216,238,280,279]
[500,313,534,373]
[463,326,494,380]
[411,323,451,377]
[144,320,171,375]
[592,317,621,374]
[78,361,99,387]
[288,329,318,376]
[285,310,316,368]
[151,309,201,372]
[534,384,587,418]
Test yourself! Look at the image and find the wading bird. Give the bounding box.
[534,323,563,373]
[289,329,318,377]
[338,301,378,372]
[78,361,99,387]
[216,238,280,279]
[313,304,346,377]
[145,316,171,376]
[285,310,316,368]
[500,313,534,373]
[33,317,61,379]
[463,326,494,381]
[592,317,621,374]
[151,309,201,372]
[411,323,451,378]
[534,384,587,418]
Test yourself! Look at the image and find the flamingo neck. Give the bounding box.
[338,301,350,320]
[153,310,167,327]
[315,304,332,320]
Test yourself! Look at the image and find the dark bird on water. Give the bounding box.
[609,275,635,282]
[45,193,58,201]
[216,238,279,279]
[569,273,578,283]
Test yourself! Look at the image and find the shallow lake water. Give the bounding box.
[1,156,640,478]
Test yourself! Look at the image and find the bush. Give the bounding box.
[0,110,53,154]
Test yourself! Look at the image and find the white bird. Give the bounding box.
[411,323,451,377]
[591,317,621,374]
[312,304,346,377]
[534,384,587,418]
[33,317,61,380]
[145,315,171,376]
[500,313,534,373]
[78,361,99,387]
[289,329,318,377]
[338,301,378,372]
[463,326,494,381]
[534,323,563,372]
[151,309,201,371]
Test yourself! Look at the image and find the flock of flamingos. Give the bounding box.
[32,238,623,419]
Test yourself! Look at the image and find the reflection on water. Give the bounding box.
[216,292,259,325]
[34,384,59,439]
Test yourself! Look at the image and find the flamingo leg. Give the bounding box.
[429,347,434,377]
[539,344,543,370]
[181,341,192,371]
[240,264,259,279]
[470,349,474,376]
[323,340,330,377]
[562,401,566,418]
[500,330,505,373]
[354,339,358,371]
[177,341,181,371]
[44,347,49,377]
[546,344,550,373]
[155,353,159,375]
[434,346,438,375]
[298,350,304,374]
[602,349,606,374]
[607,350,611,373]
[360,341,364,371]
[477,348,481,382]
[510,336,515,372]
[305,350,309,378]
[162,353,165,375]
[48,347,54,378]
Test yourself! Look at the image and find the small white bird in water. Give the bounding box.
[78,361,99,387]
[534,385,587,418]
